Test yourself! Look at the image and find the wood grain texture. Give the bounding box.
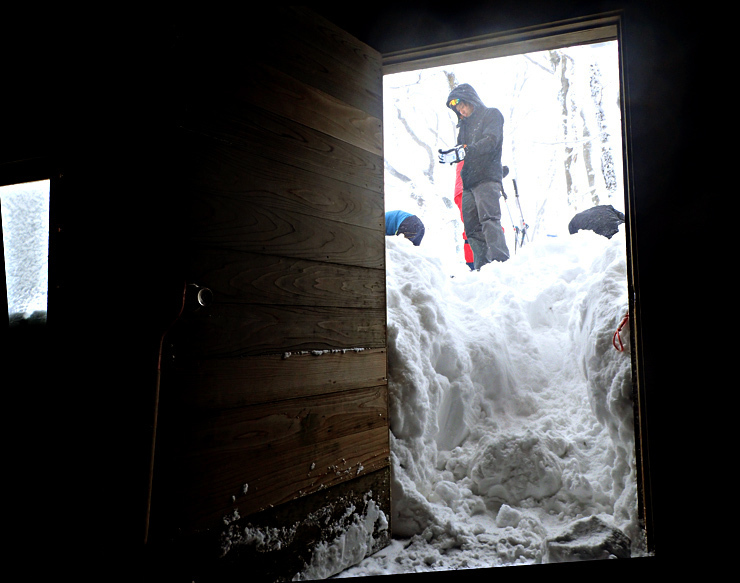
[170,303,386,359]
[235,62,382,156]
[179,104,383,194]
[171,348,387,409]
[185,249,385,309]
[154,385,390,533]
[180,131,383,228]
[184,195,384,268]
[256,7,384,120]
[176,133,384,268]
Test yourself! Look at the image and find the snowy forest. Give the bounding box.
[383,41,624,266]
[305,40,645,578]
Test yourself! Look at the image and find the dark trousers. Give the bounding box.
[462,181,510,268]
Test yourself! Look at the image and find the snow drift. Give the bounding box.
[337,225,641,576]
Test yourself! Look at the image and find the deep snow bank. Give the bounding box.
[380,228,641,569]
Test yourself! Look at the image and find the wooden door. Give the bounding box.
[145,9,389,581]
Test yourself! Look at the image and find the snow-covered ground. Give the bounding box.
[333,226,642,577]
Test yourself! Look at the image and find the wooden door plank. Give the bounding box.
[180,133,384,233]
[185,249,385,309]
[171,303,386,359]
[178,103,383,194]
[184,196,384,269]
[254,7,384,119]
[171,348,387,409]
[235,62,382,156]
[154,385,390,533]
[148,10,389,571]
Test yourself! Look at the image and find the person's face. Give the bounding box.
[455,101,474,118]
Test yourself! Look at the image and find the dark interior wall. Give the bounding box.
[5,11,390,579]
[3,2,718,578]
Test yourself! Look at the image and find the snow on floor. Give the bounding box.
[333,227,643,577]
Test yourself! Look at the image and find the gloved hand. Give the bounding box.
[438,145,466,164]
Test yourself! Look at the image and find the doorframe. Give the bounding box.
[380,10,654,554]
[381,12,622,74]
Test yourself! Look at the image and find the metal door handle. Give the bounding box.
[187,283,213,310]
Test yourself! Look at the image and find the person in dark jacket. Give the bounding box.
[439,83,510,269]
[385,210,425,246]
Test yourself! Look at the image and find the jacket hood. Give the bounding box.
[446,83,487,121]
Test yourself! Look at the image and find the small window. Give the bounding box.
[1,179,51,325]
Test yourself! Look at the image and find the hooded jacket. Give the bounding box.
[446,83,505,188]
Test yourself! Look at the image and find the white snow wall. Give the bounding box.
[384,229,639,549]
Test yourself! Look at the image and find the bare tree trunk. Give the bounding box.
[552,50,577,210]
[384,160,412,183]
[394,104,436,183]
[589,63,618,197]
[581,109,598,206]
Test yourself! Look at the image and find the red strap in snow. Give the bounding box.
[613,312,629,352]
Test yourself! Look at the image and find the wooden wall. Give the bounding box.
[144,8,390,579]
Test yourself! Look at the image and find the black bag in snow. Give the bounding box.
[568,205,625,239]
